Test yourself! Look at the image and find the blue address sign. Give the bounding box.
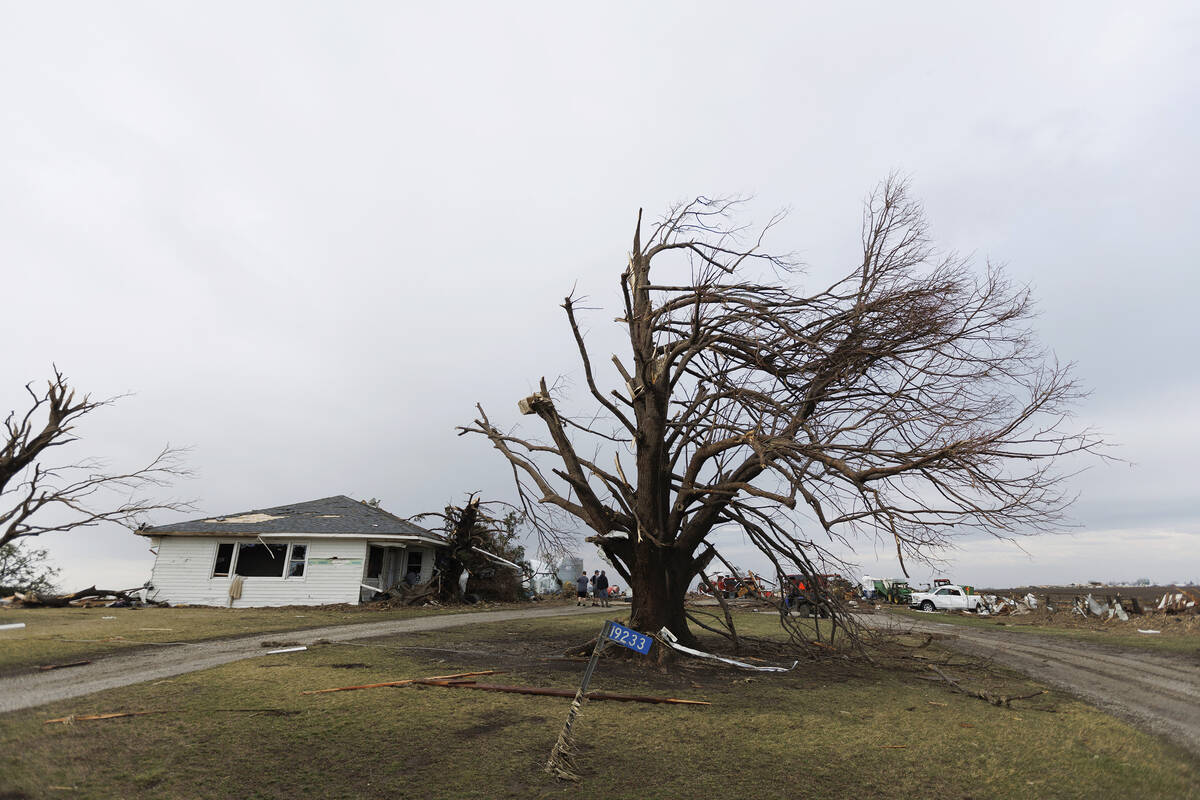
[604,621,652,655]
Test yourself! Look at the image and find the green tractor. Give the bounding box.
[873,578,913,605]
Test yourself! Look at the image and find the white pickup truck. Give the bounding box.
[909,584,981,612]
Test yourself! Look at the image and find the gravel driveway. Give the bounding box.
[0,604,608,714]
[865,612,1200,759]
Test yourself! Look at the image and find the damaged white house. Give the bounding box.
[139,495,447,607]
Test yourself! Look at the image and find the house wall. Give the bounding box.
[147,536,367,607]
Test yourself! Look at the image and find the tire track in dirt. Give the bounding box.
[0,605,610,714]
[864,613,1200,759]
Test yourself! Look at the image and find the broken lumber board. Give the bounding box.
[44,708,296,725]
[412,680,711,705]
[44,711,163,724]
[37,660,91,671]
[299,670,501,695]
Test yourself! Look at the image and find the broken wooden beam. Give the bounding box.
[44,708,297,725]
[44,711,163,724]
[299,670,501,695]
[411,680,711,706]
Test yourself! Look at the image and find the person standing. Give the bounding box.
[590,570,600,606]
[597,570,610,607]
[575,573,589,606]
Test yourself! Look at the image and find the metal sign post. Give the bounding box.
[545,619,651,780]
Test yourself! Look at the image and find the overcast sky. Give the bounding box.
[2,2,1197,591]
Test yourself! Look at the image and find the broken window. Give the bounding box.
[406,550,423,576]
[287,544,307,577]
[366,545,385,579]
[212,543,235,577]
[234,543,288,577]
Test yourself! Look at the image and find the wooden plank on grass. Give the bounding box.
[412,679,711,706]
[299,670,501,695]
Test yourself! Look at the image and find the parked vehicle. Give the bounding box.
[909,584,981,612]
[873,578,913,605]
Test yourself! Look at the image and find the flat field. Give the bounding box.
[1,610,1197,800]
[888,604,1200,655]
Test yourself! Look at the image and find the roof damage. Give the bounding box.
[139,495,443,542]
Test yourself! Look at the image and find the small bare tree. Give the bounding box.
[460,178,1101,651]
[1,369,191,549]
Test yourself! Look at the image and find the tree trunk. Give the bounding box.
[627,544,695,651]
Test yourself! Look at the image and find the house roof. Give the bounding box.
[139,495,444,541]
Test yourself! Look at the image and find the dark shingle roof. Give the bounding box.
[141,495,443,540]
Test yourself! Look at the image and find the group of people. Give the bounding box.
[576,569,611,607]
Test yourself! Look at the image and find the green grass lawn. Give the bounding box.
[0,601,546,673]
[1,610,1196,799]
[888,606,1200,655]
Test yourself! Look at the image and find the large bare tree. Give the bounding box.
[461,178,1101,648]
[1,369,190,549]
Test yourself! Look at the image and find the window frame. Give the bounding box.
[366,545,385,580]
[286,543,308,579]
[211,542,236,578]
[210,540,309,581]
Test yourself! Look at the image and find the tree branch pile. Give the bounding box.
[2,584,167,608]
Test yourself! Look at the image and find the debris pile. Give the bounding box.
[1155,591,1197,613]
[1,585,166,609]
[966,588,1197,620]
[975,593,1040,616]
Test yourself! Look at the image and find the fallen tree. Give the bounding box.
[3,585,166,608]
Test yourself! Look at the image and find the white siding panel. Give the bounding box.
[148,537,368,607]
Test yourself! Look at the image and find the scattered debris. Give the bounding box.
[1157,591,1198,613]
[2,585,166,608]
[300,670,501,695]
[266,646,307,655]
[971,587,1198,622]
[1137,629,1161,635]
[659,627,797,671]
[37,660,91,672]
[0,622,26,631]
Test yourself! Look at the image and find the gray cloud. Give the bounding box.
[1,2,1196,590]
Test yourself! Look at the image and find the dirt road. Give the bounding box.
[866,612,1200,758]
[0,605,608,714]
